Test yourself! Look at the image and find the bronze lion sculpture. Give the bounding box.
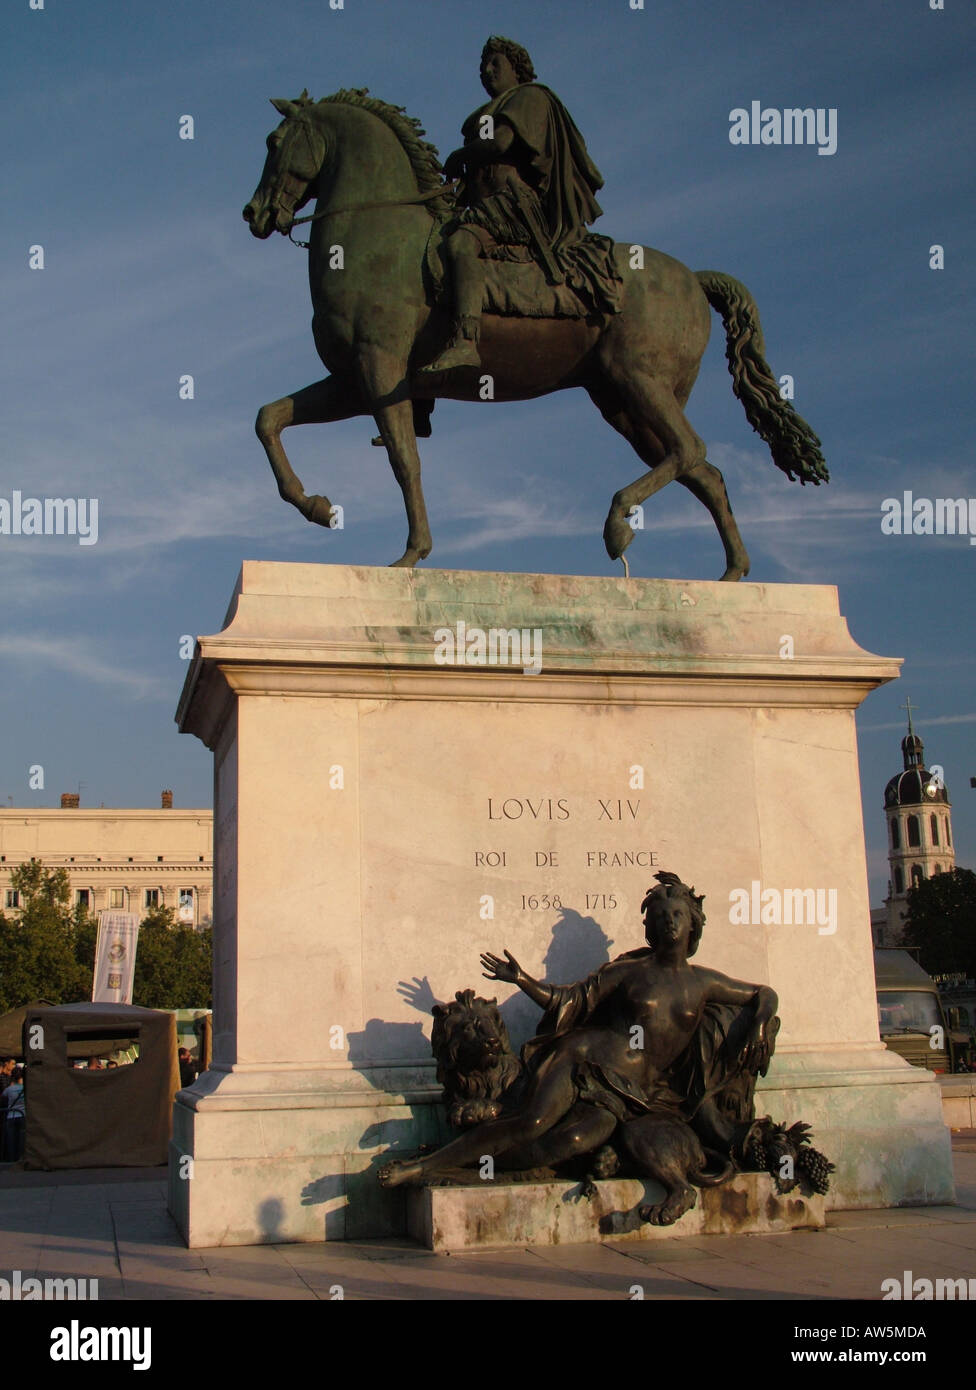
[430,989,523,1129]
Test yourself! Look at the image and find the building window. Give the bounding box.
[890,819,900,849]
[907,815,920,847]
[178,888,194,923]
[145,889,160,909]
[946,821,951,848]
[76,889,91,909]
[934,864,942,875]
[5,890,20,909]
[894,866,904,894]
[110,888,125,909]
[910,864,924,888]
[931,814,939,846]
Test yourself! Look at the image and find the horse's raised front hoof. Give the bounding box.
[603,511,636,562]
[377,1159,425,1188]
[302,494,336,528]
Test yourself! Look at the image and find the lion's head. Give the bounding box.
[430,988,523,1127]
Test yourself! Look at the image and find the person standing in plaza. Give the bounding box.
[1,1065,25,1162]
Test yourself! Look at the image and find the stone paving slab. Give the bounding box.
[0,1166,166,1189]
[0,1152,974,1300]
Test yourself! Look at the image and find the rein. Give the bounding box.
[286,181,457,248]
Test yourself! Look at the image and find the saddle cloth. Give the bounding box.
[425,223,609,321]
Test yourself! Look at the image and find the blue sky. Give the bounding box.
[1,0,973,908]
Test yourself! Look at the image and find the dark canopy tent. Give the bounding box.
[0,1001,53,1060]
[22,1003,180,1169]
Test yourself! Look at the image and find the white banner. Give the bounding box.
[92,912,141,1004]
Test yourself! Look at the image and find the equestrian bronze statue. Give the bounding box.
[243,36,827,578]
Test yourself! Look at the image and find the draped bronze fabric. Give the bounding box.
[520,948,758,1124]
[456,83,623,316]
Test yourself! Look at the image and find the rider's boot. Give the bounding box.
[419,236,484,377]
[419,314,481,376]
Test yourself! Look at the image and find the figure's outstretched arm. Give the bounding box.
[481,950,553,1009]
[482,951,623,1020]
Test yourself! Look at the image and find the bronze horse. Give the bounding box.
[243,90,828,577]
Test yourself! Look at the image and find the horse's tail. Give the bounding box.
[696,270,829,486]
[690,1147,735,1188]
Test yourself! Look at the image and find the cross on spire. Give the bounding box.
[900,697,917,738]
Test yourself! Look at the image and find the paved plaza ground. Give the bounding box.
[1,1138,975,1302]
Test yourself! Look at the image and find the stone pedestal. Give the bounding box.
[169,563,953,1247]
[406,1174,825,1251]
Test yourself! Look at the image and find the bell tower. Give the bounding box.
[879,699,955,945]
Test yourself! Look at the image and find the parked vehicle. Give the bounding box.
[874,949,954,1073]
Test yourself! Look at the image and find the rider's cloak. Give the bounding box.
[457,83,623,315]
[462,83,606,248]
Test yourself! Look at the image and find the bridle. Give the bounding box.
[287,183,458,248]
[266,112,458,249]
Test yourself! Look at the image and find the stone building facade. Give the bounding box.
[0,792,213,928]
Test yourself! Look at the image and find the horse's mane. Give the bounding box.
[317,88,452,217]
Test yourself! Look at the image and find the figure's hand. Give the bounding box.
[481,949,521,985]
[442,150,465,181]
[740,1020,771,1076]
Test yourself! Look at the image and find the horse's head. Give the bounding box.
[243,91,326,239]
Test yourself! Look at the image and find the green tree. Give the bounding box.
[132,906,212,1010]
[0,863,94,1012]
[0,865,212,1014]
[902,867,976,978]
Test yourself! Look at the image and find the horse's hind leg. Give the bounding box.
[609,378,709,563]
[256,375,365,528]
[678,461,751,581]
[587,374,707,567]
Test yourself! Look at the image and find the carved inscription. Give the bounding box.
[475,795,660,914]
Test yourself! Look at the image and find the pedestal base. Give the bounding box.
[167,1045,950,1247]
[406,1172,825,1252]
[168,1063,448,1246]
[170,564,953,1246]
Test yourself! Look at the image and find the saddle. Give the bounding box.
[424,219,614,322]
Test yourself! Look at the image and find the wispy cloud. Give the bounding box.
[0,636,164,699]
[859,713,976,733]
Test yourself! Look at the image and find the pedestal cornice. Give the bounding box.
[176,563,900,748]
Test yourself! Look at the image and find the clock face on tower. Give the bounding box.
[925,782,938,798]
